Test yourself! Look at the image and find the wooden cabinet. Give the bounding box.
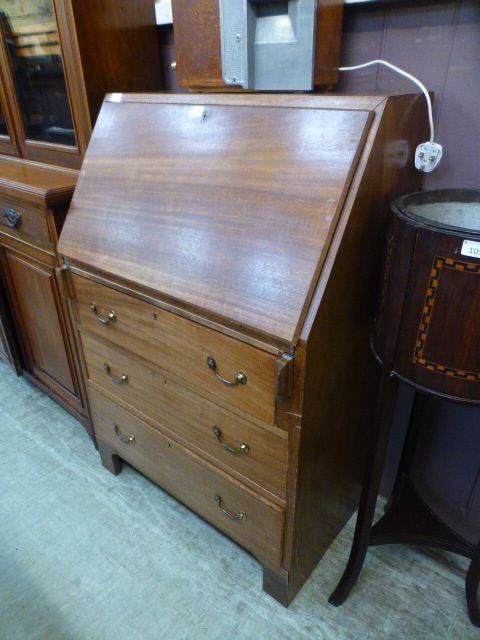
[58,92,428,604]
[0,0,162,434]
[0,156,90,433]
[171,0,344,89]
[0,0,162,169]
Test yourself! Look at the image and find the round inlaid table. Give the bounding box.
[329,189,480,626]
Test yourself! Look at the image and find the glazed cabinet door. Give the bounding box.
[0,0,88,168]
[0,243,83,414]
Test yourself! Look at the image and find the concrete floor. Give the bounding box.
[1,357,478,640]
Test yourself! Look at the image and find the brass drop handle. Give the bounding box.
[213,426,249,455]
[207,356,247,386]
[3,207,21,228]
[113,424,135,445]
[104,362,128,385]
[90,301,116,325]
[214,494,246,522]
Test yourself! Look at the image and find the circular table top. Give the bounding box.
[392,189,480,235]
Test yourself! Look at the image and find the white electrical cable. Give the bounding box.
[339,60,435,144]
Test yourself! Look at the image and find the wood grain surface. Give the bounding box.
[377,217,480,403]
[2,248,76,398]
[283,94,428,603]
[91,389,285,566]
[0,196,51,246]
[0,156,77,206]
[72,273,277,424]
[58,92,430,605]
[59,95,372,345]
[0,157,89,427]
[171,0,223,87]
[314,1,344,86]
[69,0,163,128]
[81,331,288,504]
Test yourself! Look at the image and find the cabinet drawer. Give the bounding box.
[73,274,277,424]
[0,196,51,246]
[91,389,284,566]
[82,332,288,503]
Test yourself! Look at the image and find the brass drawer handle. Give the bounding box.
[113,424,135,445]
[214,494,246,522]
[90,302,116,325]
[104,362,129,385]
[3,207,21,228]
[207,356,247,386]
[213,426,249,455]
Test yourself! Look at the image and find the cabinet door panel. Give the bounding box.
[3,248,76,397]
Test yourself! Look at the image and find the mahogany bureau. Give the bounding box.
[57,93,427,605]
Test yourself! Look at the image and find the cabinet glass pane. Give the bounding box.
[0,1,76,146]
[0,104,8,136]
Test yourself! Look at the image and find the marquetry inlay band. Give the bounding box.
[413,256,480,381]
[374,234,394,337]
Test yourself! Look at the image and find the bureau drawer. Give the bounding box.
[81,332,288,503]
[0,196,52,246]
[73,274,277,424]
[91,389,284,566]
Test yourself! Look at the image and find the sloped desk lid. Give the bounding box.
[58,95,373,347]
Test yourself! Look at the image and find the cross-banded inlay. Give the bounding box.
[413,256,480,381]
[374,234,394,337]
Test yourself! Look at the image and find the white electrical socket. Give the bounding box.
[415,142,443,172]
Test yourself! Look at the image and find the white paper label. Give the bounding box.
[189,106,206,119]
[461,239,480,259]
[110,93,123,103]
[155,0,173,25]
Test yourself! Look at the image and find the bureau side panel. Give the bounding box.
[284,94,428,601]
